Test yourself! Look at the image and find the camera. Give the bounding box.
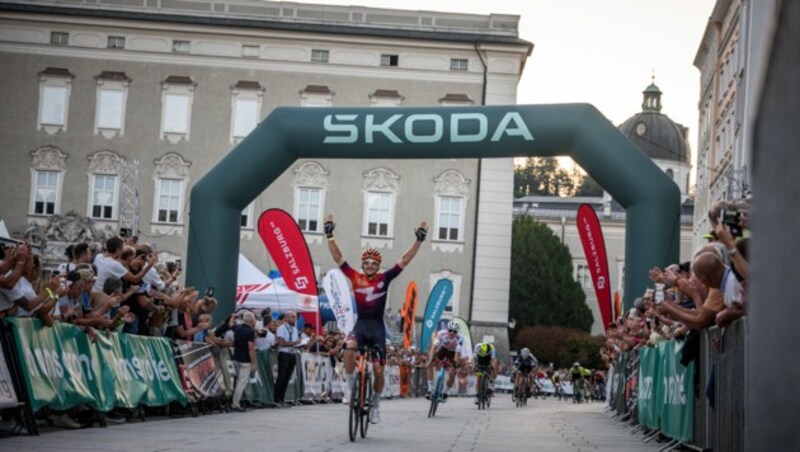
[719,209,743,238]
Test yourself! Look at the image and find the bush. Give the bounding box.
[513,325,605,369]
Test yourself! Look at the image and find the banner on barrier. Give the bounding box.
[301,353,330,401]
[0,341,19,409]
[173,341,227,402]
[243,350,276,404]
[611,352,628,414]
[656,341,694,443]
[6,318,185,412]
[637,346,659,429]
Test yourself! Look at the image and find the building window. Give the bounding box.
[293,162,329,240]
[107,36,125,49]
[366,192,392,237]
[230,81,264,143]
[299,85,333,107]
[40,85,68,126]
[433,170,470,251]
[29,146,67,217]
[160,76,196,142]
[369,89,403,107]
[381,54,398,67]
[575,263,591,289]
[157,179,182,223]
[437,196,463,241]
[450,58,468,71]
[50,32,68,45]
[91,175,117,219]
[152,153,191,229]
[242,45,260,58]
[33,171,59,215]
[296,188,322,232]
[311,49,329,63]
[241,204,254,228]
[172,40,190,53]
[94,72,130,138]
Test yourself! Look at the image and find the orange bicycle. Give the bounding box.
[348,344,380,442]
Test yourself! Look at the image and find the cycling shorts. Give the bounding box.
[434,347,456,365]
[346,318,386,365]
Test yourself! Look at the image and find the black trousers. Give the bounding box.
[275,352,296,403]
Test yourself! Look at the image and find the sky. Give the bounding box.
[309,0,717,176]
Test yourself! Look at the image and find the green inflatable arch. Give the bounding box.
[186,104,680,321]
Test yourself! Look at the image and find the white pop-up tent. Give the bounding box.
[235,253,317,313]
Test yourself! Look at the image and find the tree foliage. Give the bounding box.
[513,325,605,369]
[513,157,578,197]
[509,216,593,339]
[575,173,604,197]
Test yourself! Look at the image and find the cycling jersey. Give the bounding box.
[514,354,538,371]
[433,329,464,352]
[340,261,402,321]
[474,343,496,366]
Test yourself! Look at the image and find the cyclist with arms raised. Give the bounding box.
[512,347,538,401]
[473,340,498,404]
[325,214,427,425]
[426,320,465,401]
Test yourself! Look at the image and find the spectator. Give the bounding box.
[57,242,91,275]
[92,237,155,293]
[231,310,257,412]
[275,311,301,407]
[255,318,277,351]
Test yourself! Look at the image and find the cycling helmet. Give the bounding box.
[573,362,580,368]
[446,320,460,332]
[360,247,382,265]
[520,347,531,358]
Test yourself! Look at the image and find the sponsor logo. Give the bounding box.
[323,112,535,144]
[426,320,433,328]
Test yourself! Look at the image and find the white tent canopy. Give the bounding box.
[236,253,317,312]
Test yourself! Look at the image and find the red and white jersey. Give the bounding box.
[433,329,464,352]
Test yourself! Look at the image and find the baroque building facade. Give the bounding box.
[0,0,532,355]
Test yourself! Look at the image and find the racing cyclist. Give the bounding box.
[570,362,588,402]
[325,214,427,425]
[512,348,538,401]
[473,340,498,404]
[426,320,464,401]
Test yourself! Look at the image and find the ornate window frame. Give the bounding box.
[230,80,264,144]
[293,161,329,245]
[361,166,399,250]
[86,150,124,222]
[432,169,470,253]
[300,85,333,107]
[37,68,74,135]
[151,153,191,235]
[369,89,404,107]
[94,71,131,139]
[28,146,68,222]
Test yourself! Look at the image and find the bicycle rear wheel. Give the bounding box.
[360,371,372,438]
[348,372,361,442]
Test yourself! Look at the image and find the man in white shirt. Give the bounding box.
[255,319,278,351]
[93,237,154,293]
[275,311,301,406]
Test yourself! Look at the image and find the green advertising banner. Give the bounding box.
[243,349,276,405]
[637,346,660,429]
[6,318,186,413]
[611,352,628,415]
[656,341,694,442]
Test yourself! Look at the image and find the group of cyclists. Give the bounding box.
[322,213,603,438]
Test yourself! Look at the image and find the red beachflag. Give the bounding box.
[577,204,612,333]
[258,208,320,332]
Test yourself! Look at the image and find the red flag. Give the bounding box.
[258,208,320,332]
[577,204,612,333]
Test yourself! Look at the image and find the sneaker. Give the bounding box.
[230,406,246,412]
[105,413,127,425]
[370,408,380,424]
[474,397,480,405]
[53,414,81,429]
[425,391,431,400]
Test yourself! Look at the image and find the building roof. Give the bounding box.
[617,81,691,164]
[0,0,533,48]
[513,195,695,225]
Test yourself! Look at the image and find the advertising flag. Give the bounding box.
[577,203,613,332]
[419,279,454,352]
[401,282,418,349]
[258,208,320,331]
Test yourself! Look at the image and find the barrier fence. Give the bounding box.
[607,318,746,451]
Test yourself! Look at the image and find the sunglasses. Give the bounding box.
[448,329,457,333]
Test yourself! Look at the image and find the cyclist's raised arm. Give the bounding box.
[397,221,427,268]
[324,214,345,266]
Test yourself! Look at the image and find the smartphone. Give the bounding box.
[205,287,215,298]
[175,259,182,270]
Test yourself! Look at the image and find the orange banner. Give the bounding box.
[399,366,410,397]
[401,281,417,348]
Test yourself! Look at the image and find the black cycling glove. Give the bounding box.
[324,220,335,238]
[415,227,427,242]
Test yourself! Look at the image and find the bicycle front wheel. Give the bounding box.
[360,371,372,438]
[348,372,361,442]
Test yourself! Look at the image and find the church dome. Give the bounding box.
[618,81,691,164]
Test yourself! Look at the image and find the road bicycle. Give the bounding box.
[475,364,492,410]
[348,344,380,442]
[428,359,452,418]
[513,371,529,408]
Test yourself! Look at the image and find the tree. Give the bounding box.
[513,157,577,197]
[509,216,593,341]
[575,173,604,197]
[513,325,605,369]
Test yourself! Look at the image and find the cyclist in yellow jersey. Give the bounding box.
[473,341,498,404]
